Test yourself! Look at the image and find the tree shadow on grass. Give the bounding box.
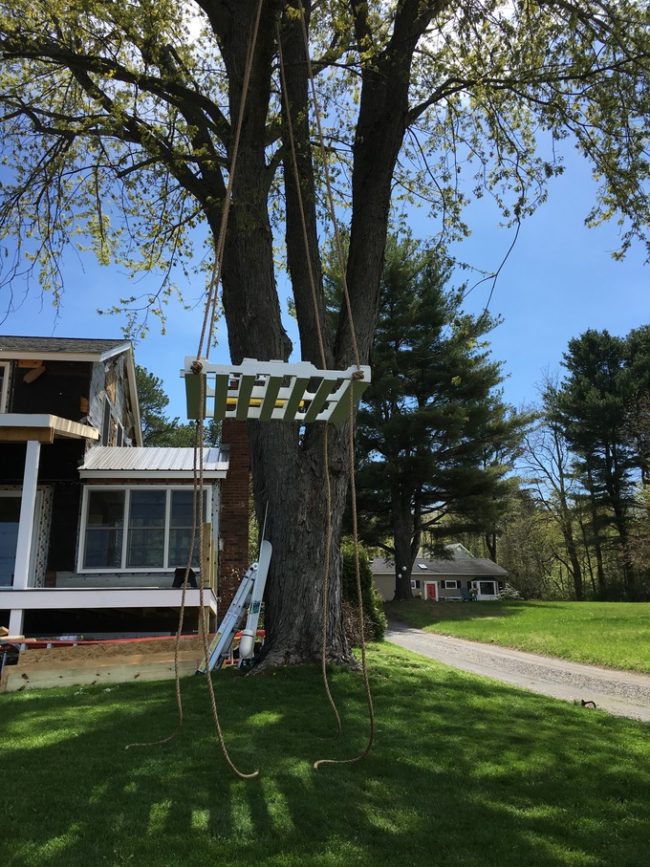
[385,599,530,628]
[0,649,648,867]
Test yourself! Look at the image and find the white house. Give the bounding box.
[371,544,509,602]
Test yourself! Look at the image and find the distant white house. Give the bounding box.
[371,544,508,602]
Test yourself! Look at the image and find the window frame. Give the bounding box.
[78,485,211,573]
[442,579,459,590]
[0,361,11,413]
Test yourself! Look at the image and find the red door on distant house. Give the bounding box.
[424,581,438,601]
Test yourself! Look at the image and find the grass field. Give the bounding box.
[1,643,649,866]
[383,600,650,673]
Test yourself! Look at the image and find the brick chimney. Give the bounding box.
[218,419,250,610]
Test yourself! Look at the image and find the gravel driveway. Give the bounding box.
[386,620,650,723]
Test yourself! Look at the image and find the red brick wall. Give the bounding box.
[219,419,250,610]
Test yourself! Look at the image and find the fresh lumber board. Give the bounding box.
[1,658,199,693]
[9,650,203,672]
[11,637,206,667]
[0,636,213,693]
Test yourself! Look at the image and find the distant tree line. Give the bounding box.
[459,328,650,601]
[137,280,649,604]
[344,234,530,600]
[341,236,649,602]
[512,327,650,600]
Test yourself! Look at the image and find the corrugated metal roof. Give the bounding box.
[371,556,507,578]
[0,335,130,357]
[79,446,230,478]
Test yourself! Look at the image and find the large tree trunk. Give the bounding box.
[584,465,607,596]
[563,524,584,601]
[485,531,497,562]
[208,0,433,665]
[392,491,415,600]
[249,422,353,665]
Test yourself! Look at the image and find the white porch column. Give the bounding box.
[13,439,41,589]
[8,608,24,637]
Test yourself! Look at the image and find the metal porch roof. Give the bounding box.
[79,446,230,479]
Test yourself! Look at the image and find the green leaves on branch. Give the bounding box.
[0,0,647,336]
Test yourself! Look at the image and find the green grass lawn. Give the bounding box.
[384,600,650,673]
[1,643,649,867]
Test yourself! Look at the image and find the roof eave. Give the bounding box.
[0,343,132,363]
[0,413,100,442]
[79,470,227,480]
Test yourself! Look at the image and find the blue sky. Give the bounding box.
[0,148,647,420]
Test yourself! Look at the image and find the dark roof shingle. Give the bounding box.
[0,336,130,356]
[371,556,507,578]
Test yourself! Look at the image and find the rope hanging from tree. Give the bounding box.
[277,18,342,735]
[131,0,267,781]
[292,0,375,769]
[153,0,374,779]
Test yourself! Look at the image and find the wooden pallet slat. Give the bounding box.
[259,375,284,420]
[235,374,257,420]
[302,378,337,423]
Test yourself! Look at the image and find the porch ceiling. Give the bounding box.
[0,413,100,443]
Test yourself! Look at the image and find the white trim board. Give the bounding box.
[0,587,217,613]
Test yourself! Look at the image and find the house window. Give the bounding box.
[84,490,124,569]
[127,490,166,567]
[80,487,208,571]
[0,362,10,412]
[168,491,198,568]
[443,579,459,589]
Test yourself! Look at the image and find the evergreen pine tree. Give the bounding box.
[353,235,528,599]
[555,330,640,597]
